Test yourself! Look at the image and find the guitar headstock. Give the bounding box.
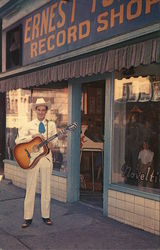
[57,122,78,137]
[66,122,78,131]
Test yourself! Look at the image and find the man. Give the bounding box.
[138,140,154,187]
[15,98,57,228]
[138,141,154,167]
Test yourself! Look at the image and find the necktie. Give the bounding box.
[39,122,45,134]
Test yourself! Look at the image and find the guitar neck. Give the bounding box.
[38,129,66,148]
[38,122,77,148]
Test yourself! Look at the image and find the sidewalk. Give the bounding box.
[0,178,160,250]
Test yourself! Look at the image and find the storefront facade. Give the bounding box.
[0,0,160,235]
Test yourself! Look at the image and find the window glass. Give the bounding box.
[6,89,31,160]
[112,75,160,193]
[6,87,68,173]
[6,25,22,69]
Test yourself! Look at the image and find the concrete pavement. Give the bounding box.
[0,177,160,250]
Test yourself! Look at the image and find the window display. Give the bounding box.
[113,75,160,192]
[6,87,68,173]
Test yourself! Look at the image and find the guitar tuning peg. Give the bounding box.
[73,122,78,127]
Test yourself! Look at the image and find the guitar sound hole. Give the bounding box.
[24,148,31,159]
[32,145,39,153]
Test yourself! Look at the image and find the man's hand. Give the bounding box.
[48,142,53,150]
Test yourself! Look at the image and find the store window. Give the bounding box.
[112,73,160,193]
[6,25,22,69]
[6,87,68,173]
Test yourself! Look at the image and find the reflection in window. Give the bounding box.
[6,89,31,161]
[112,76,160,193]
[6,87,68,173]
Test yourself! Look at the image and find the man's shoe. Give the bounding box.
[22,219,32,228]
[42,217,52,225]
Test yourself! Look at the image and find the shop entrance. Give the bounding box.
[80,81,105,208]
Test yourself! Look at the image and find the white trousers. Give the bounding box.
[24,157,52,220]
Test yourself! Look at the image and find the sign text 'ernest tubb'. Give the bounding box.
[23,0,160,65]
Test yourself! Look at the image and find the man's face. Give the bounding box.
[35,105,47,121]
[143,142,149,150]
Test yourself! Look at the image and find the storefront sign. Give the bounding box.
[22,0,160,65]
[121,163,160,185]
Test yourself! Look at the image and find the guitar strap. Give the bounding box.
[46,119,48,139]
[46,119,51,154]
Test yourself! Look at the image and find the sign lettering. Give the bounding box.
[22,0,160,65]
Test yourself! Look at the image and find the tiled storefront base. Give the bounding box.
[108,190,160,236]
[4,160,67,202]
[4,161,160,235]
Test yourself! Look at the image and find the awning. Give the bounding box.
[0,37,159,92]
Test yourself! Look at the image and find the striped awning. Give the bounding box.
[0,37,159,92]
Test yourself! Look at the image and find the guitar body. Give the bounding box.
[14,136,49,169]
[14,122,78,170]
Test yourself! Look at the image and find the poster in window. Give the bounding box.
[139,80,152,102]
[152,81,160,102]
[127,82,140,102]
[115,83,128,102]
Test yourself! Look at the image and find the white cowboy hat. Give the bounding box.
[31,98,51,110]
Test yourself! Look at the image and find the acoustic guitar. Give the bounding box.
[14,122,78,170]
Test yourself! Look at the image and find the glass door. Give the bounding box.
[80,81,105,207]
